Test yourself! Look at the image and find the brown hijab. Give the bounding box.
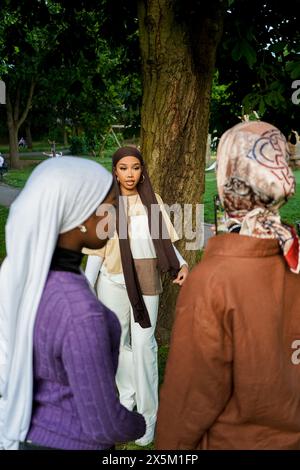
[112,146,180,328]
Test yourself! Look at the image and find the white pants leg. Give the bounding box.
[97,275,136,410]
[97,274,159,428]
[130,294,159,428]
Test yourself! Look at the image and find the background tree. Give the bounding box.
[0,0,69,167]
[0,0,142,166]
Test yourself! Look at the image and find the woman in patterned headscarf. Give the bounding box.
[217,120,299,272]
[156,121,300,450]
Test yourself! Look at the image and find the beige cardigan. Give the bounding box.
[82,193,179,275]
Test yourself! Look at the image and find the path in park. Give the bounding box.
[0,182,214,246]
[0,183,21,208]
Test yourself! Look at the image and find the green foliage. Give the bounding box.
[232,39,257,68]
[0,1,142,152]
[286,60,300,80]
[215,0,300,136]
[210,70,239,135]
[69,136,88,155]
[68,131,122,157]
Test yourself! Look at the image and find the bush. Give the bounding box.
[69,136,88,155]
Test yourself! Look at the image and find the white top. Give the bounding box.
[85,194,187,288]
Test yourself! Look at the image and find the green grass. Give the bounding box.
[203,172,218,223]
[0,205,9,263]
[3,165,37,188]
[204,169,300,225]
[0,141,67,154]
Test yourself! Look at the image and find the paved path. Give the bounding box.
[1,150,70,159]
[0,183,21,208]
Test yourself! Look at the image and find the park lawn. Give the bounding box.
[3,165,38,188]
[0,141,67,154]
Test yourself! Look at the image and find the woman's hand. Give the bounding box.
[173,264,189,286]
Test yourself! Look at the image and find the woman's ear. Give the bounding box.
[113,166,118,181]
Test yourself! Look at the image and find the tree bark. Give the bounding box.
[138,0,225,341]
[6,79,36,168]
[25,120,33,149]
[6,91,19,169]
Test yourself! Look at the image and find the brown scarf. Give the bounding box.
[112,146,180,328]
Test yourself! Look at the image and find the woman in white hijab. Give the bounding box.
[0,157,145,450]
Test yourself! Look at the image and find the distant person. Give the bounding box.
[0,153,7,180]
[0,157,146,450]
[18,137,26,148]
[156,121,300,450]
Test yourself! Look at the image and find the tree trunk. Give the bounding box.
[5,80,36,168]
[138,0,225,341]
[25,121,33,150]
[6,91,19,169]
[7,119,19,169]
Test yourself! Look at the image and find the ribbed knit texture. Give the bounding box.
[26,270,146,450]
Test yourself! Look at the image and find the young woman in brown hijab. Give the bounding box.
[84,146,188,446]
[156,121,300,450]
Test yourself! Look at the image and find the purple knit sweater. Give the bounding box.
[26,270,146,450]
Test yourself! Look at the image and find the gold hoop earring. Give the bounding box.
[78,224,87,233]
[140,174,145,184]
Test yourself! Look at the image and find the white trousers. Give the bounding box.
[97,274,159,427]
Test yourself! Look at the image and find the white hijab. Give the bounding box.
[0,157,112,449]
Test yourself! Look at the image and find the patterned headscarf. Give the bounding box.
[216,121,300,273]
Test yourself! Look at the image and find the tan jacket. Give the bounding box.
[156,233,300,450]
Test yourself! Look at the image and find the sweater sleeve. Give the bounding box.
[85,255,103,287]
[155,271,232,450]
[62,311,146,446]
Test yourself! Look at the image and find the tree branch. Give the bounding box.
[17,79,36,130]
[5,88,14,125]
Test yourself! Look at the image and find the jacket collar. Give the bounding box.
[204,233,280,259]
[50,246,83,274]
